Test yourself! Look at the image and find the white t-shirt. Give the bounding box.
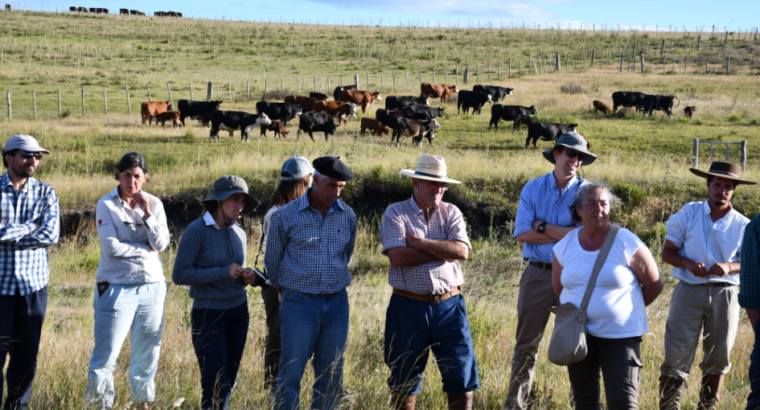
[553,227,649,339]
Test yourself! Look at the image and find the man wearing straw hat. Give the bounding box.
[504,132,596,410]
[659,161,756,410]
[379,154,478,410]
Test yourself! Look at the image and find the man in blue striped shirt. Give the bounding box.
[265,156,356,410]
[0,134,59,410]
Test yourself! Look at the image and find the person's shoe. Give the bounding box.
[447,392,473,410]
[659,375,685,410]
[390,391,416,410]
[698,374,724,410]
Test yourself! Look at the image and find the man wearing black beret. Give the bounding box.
[265,156,357,410]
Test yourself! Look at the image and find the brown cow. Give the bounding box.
[78,6,88,12]
[309,92,329,101]
[285,95,310,106]
[151,111,181,128]
[420,83,458,103]
[260,120,288,138]
[360,118,390,137]
[592,100,612,115]
[141,101,173,125]
[313,101,357,125]
[684,106,697,118]
[336,90,382,113]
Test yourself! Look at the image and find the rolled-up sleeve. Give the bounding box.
[380,208,406,255]
[740,217,760,308]
[664,206,689,248]
[513,181,535,238]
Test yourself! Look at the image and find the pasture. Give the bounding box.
[1,10,760,409]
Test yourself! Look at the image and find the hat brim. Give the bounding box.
[400,169,461,184]
[4,148,50,155]
[202,189,261,214]
[542,145,597,165]
[689,168,757,185]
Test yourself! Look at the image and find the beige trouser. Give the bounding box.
[505,264,561,409]
[660,280,740,380]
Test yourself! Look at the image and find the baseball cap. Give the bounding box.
[3,134,51,155]
[281,157,314,181]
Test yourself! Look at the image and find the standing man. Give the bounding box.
[504,132,596,410]
[0,134,59,410]
[265,156,357,410]
[659,161,755,410]
[380,154,478,410]
[740,211,760,410]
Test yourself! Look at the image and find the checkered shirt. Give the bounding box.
[264,190,356,294]
[0,172,60,296]
[740,214,760,309]
[380,196,471,295]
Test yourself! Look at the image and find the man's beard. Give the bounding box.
[13,164,35,178]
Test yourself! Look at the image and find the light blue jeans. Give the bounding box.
[85,281,166,408]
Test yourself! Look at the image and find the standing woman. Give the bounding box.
[85,152,171,410]
[260,157,313,393]
[172,176,259,410]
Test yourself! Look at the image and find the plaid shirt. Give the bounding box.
[0,172,60,296]
[740,214,760,308]
[380,197,471,295]
[264,190,356,294]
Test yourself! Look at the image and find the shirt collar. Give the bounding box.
[299,188,344,213]
[702,200,734,220]
[1,172,34,193]
[548,172,581,192]
[203,211,237,230]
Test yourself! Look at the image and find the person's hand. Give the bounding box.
[132,191,152,217]
[532,220,544,230]
[405,234,420,249]
[35,224,41,230]
[240,268,255,284]
[229,263,244,280]
[708,263,731,277]
[686,260,708,277]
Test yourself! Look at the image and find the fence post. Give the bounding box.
[264,79,267,95]
[476,63,479,81]
[419,69,422,85]
[726,56,731,74]
[207,81,213,101]
[556,53,561,71]
[103,87,107,114]
[741,140,747,171]
[340,75,343,87]
[463,66,469,83]
[327,76,330,94]
[640,53,645,73]
[166,83,172,107]
[498,61,500,78]
[354,74,359,88]
[146,84,151,101]
[81,88,86,116]
[125,87,131,114]
[620,53,624,72]
[33,91,36,119]
[280,78,284,93]
[405,71,409,90]
[366,73,369,89]
[58,89,62,117]
[692,138,699,169]
[591,49,595,65]
[5,91,9,119]
[697,35,701,50]
[660,40,665,56]
[509,59,512,77]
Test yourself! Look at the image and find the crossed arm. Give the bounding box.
[516,220,576,244]
[386,234,468,267]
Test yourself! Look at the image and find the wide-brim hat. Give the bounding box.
[689,161,756,185]
[542,131,597,165]
[400,154,461,184]
[202,176,260,214]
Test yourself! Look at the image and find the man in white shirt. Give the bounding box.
[659,161,756,410]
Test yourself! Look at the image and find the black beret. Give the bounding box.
[313,156,354,182]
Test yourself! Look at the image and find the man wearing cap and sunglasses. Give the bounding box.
[379,154,478,410]
[504,132,596,410]
[659,161,755,410]
[0,134,59,410]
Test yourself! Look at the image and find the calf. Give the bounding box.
[592,100,612,115]
[309,92,329,101]
[260,120,288,138]
[489,104,538,130]
[526,122,578,148]
[141,101,173,125]
[393,118,441,148]
[209,111,272,142]
[360,118,390,137]
[684,106,697,118]
[151,111,180,128]
[457,90,491,114]
[460,98,485,115]
[297,112,338,141]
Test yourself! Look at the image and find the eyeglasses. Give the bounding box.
[422,180,449,191]
[20,151,42,159]
[564,150,585,161]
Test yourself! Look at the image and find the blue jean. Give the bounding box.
[384,293,480,396]
[191,302,249,410]
[85,282,166,408]
[748,320,760,409]
[275,288,349,410]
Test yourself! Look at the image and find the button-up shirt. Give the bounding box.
[0,172,59,296]
[380,197,471,295]
[740,214,760,308]
[514,172,585,264]
[95,186,170,284]
[665,201,748,285]
[264,190,356,294]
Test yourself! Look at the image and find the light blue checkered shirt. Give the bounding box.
[0,172,60,296]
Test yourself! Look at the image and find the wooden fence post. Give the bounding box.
[556,53,561,71]
[693,139,699,169]
[146,84,151,101]
[354,74,359,88]
[591,49,595,65]
[509,59,512,77]
[189,82,194,101]
[125,87,131,114]
[166,83,172,107]
[640,53,645,73]
[380,74,383,93]
[207,82,213,101]
[5,91,10,119]
[81,88,86,116]
[487,61,490,80]
[280,78,284,93]
[726,56,731,74]
[103,87,107,114]
[464,66,469,83]
[340,75,343,87]
[419,69,422,84]
[741,140,747,171]
[58,89,62,117]
[476,63,479,81]
[33,91,36,119]
[660,40,665,56]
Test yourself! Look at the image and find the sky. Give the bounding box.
[23,0,760,33]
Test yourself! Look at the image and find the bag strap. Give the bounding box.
[579,224,621,312]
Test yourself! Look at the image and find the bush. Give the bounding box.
[560,82,583,94]
[728,113,741,122]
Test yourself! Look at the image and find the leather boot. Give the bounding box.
[447,392,473,410]
[698,374,724,410]
[659,375,685,410]
[390,391,416,410]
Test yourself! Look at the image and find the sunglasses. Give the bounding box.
[422,180,449,191]
[564,150,585,161]
[20,151,42,159]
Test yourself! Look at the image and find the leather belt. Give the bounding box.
[701,282,735,287]
[393,286,461,305]
[529,261,553,270]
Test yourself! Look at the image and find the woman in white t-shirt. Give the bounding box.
[552,182,663,409]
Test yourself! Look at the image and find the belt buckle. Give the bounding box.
[429,294,442,305]
[704,282,715,287]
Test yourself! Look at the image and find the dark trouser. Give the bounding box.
[191,303,250,410]
[748,321,760,410]
[0,287,47,410]
[567,335,642,410]
[260,285,281,392]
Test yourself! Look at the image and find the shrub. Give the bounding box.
[560,82,583,94]
[728,113,741,122]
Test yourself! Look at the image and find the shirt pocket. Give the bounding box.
[328,220,352,254]
[288,224,322,253]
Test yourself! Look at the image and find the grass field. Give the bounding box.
[1,10,760,409]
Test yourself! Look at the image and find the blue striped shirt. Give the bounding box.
[264,190,356,294]
[0,172,60,296]
[740,214,760,308]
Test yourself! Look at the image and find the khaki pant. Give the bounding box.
[505,264,561,409]
[660,281,740,380]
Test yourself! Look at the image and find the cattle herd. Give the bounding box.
[137,83,697,148]
[67,7,179,16]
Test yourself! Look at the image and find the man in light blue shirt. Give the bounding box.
[659,161,755,410]
[503,132,596,410]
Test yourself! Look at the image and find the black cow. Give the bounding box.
[473,85,514,103]
[489,104,538,130]
[392,118,442,147]
[396,109,430,121]
[297,112,338,141]
[255,101,302,126]
[333,85,358,101]
[309,92,329,101]
[385,95,429,110]
[376,109,402,136]
[460,98,486,115]
[457,90,491,114]
[209,111,272,142]
[640,94,681,117]
[178,100,222,126]
[612,91,647,113]
[526,122,578,148]
[406,105,444,118]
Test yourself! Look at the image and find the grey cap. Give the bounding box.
[3,134,50,155]
[281,156,313,181]
[542,131,597,165]
[201,176,260,215]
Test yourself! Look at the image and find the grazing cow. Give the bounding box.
[70,6,77,12]
[376,109,402,137]
[309,92,329,101]
[684,106,697,118]
[209,111,271,142]
[406,105,444,118]
[457,90,491,114]
[526,121,578,148]
[473,85,514,103]
[333,85,358,101]
[592,100,613,115]
[177,100,221,126]
[284,95,310,106]
[151,111,181,128]
[119,8,129,15]
[336,90,382,113]
[297,112,338,141]
[78,6,88,12]
[640,94,681,117]
[420,83,458,103]
[360,118,390,137]
[460,98,486,115]
[612,91,647,113]
[512,114,534,131]
[176,12,182,17]
[260,120,288,138]
[130,9,139,15]
[396,109,431,121]
[167,11,177,17]
[393,118,441,148]
[385,95,429,110]
[5,4,11,10]
[295,97,322,113]
[255,101,302,126]
[489,104,538,130]
[313,101,357,125]
[89,7,96,12]
[140,101,173,125]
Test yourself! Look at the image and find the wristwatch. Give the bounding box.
[537,221,548,234]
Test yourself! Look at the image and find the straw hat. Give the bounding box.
[399,154,461,184]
